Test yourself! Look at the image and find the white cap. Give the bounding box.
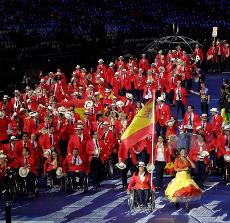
[201,114,208,117]
[126,93,133,100]
[72,92,79,96]
[48,106,53,111]
[109,62,114,67]
[146,80,152,84]
[138,161,146,167]
[224,125,230,130]
[29,112,38,117]
[75,125,83,130]
[98,59,104,63]
[76,65,81,69]
[157,96,165,102]
[103,121,109,125]
[210,108,218,113]
[10,136,18,141]
[105,88,111,93]
[158,66,165,72]
[116,101,124,108]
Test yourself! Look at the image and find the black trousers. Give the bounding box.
[217,155,225,178]
[59,139,68,158]
[176,100,185,118]
[224,57,230,72]
[68,171,85,188]
[155,161,166,188]
[47,169,60,185]
[90,157,103,187]
[122,158,137,187]
[207,60,216,72]
[156,122,167,137]
[217,55,223,71]
[166,89,174,105]
[136,90,143,101]
[201,101,209,116]
[136,148,148,164]
[136,189,149,206]
[21,172,36,192]
[192,161,206,189]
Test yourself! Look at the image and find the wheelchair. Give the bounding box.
[64,171,88,193]
[104,157,114,179]
[3,168,19,202]
[19,174,39,197]
[128,188,155,211]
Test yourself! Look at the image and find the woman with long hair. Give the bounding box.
[127,161,155,208]
[153,135,170,190]
[165,148,203,211]
[44,150,62,190]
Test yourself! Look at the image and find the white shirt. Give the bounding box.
[139,173,145,182]
[175,87,181,101]
[72,155,82,165]
[93,139,100,157]
[144,87,152,99]
[156,143,165,161]
[187,112,194,129]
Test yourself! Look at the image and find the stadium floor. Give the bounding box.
[0,73,230,223]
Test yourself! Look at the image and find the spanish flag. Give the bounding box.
[121,99,155,149]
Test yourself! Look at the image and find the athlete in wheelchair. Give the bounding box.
[127,161,155,210]
[44,149,63,190]
[18,147,39,196]
[0,152,7,197]
[62,148,88,192]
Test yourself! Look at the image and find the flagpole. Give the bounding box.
[150,90,155,189]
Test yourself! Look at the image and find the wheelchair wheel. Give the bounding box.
[64,177,69,193]
[20,179,27,194]
[106,159,114,179]
[83,176,88,193]
[225,164,230,182]
[128,189,135,210]
[150,191,155,211]
[6,185,16,202]
[34,178,39,197]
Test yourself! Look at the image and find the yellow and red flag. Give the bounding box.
[121,99,155,149]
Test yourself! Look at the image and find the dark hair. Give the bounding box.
[177,147,186,157]
[22,132,29,137]
[51,150,60,164]
[188,105,194,110]
[24,147,30,154]
[96,114,103,121]
[178,147,186,152]
[135,165,148,176]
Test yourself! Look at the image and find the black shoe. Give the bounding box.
[122,185,127,189]
[175,202,180,209]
